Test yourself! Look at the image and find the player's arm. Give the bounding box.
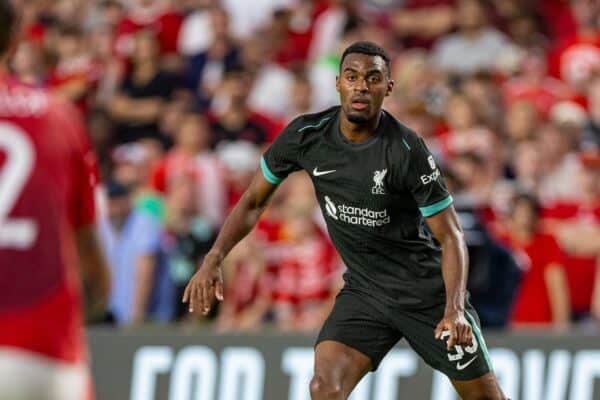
[426,206,473,350]
[75,225,111,318]
[182,170,278,314]
[108,93,164,123]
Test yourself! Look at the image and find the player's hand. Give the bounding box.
[434,310,473,350]
[182,252,225,315]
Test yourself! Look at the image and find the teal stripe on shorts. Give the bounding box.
[465,310,493,371]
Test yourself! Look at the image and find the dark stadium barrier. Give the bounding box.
[88,328,600,400]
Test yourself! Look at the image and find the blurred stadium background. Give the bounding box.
[5,0,600,398]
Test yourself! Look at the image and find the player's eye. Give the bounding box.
[346,74,357,82]
[368,75,381,84]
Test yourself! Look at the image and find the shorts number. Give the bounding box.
[439,330,478,361]
[0,122,37,249]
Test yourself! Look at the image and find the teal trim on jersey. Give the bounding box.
[260,156,283,185]
[419,195,453,217]
[402,138,411,151]
[465,311,493,371]
[298,117,331,133]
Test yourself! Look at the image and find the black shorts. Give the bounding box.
[316,288,492,381]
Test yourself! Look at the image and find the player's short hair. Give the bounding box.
[341,41,391,78]
[0,0,16,56]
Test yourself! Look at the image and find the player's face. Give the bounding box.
[336,53,393,124]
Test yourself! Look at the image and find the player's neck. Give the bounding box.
[339,112,381,144]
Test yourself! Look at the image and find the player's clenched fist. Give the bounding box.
[182,252,225,314]
[434,311,473,350]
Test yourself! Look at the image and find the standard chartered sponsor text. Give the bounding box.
[326,197,391,227]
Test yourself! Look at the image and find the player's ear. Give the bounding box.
[385,79,394,97]
[335,75,340,93]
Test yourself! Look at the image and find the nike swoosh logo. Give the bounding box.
[456,356,478,371]
[313,167,336,176]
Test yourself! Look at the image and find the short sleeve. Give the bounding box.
[405,137,453,217]
[260,121,302,184]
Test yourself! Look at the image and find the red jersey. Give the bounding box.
[542,202,600,313]
[0,73,97,363]
[499,232,564,324]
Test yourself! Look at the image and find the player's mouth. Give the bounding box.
[351,99,370,110]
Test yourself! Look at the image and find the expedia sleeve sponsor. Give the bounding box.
[405,138,453,217]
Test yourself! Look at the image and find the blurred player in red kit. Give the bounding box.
[0,1,110,399]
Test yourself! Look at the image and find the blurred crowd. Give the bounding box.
[6,0,600,332]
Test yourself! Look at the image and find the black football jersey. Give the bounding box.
[262,106,454,308]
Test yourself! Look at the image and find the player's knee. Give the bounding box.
[309,375,344,400]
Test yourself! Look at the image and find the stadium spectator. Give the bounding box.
[185,6,239,109]
[47,25,100,111]
[216,236,272,332]
[502,49,574,118]
[240,36,295,119]
[209,66,273,146]
[271,207,339,332]
[542,153,600,321]
[504,99,539,142]
[439,93,497,161]
[108,29,177,145]
[151,112,227,226]
[217,140,261,212]
[99,180,173,325]
[178,0,219,57]
[9,41,44,86]
[511,139,544,195]
[162,175,217,320]
[547,0,600,92]
[495,193,570,328]
[285,70,315,122]
[537,123,584,203]
[432,0,512,75]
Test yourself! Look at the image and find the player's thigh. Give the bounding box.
[0,347,88,400]
[315,289,401,373]
[451,371,507,400]
[312,340,372,397]
[395,304,493,382]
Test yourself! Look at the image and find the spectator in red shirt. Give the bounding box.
[271,208,339,332]
[503,49,575,119]
[216,236,272,332]
[542,153,600,320]
[496,193,570,328]
[47,25,100,111]
[547,0,600,92]
[150,112,227,227]
[439,93,497,161]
